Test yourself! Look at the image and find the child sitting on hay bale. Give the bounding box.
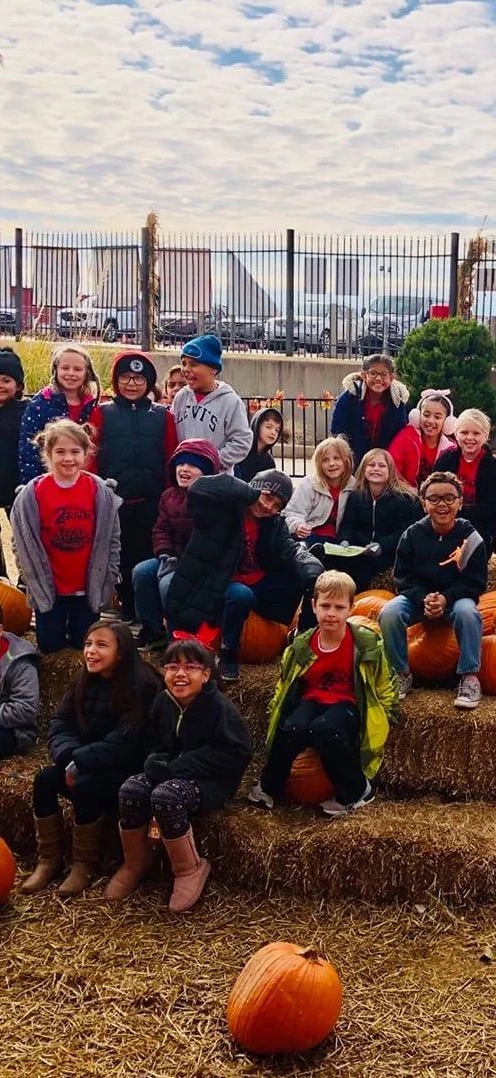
[105,639,252,912]
[249,569,396,817]
[0,601,39,759]
[436,409,496,559]
[21,621,162,898]
[379,471,487,709]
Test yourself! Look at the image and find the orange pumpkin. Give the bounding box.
[227,941,343,1055]
[477,592,496,635]
[238,612,288,664]
[0,838,16,904]
[479,635,496,694]
[351,589,395,622]
[285,748,334,804]
[407,622,459,680]
[0,580,32,636]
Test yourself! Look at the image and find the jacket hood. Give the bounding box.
[40,386,95,406]
[169,438,221,483]
[341,372,409,408]
[176,381,236,404]
[249,407,283,444]
[111,350,157,395]
[0,632,38,666]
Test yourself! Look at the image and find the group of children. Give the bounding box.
[0,337,494,910]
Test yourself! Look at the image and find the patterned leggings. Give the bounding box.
[119,774,201,838]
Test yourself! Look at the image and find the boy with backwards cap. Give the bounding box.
[173,334,252,473]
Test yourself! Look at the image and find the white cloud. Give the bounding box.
[0,0,495,234]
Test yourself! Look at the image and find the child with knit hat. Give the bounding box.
[173,335,252,473]
[0,346,27,577]
[90,351,178,621]
[132,438,221,650]
[388,389,457,489]
[18,342,101,483]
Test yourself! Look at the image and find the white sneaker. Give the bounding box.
[398,670,413,701]
[320,780,375,818]
[454,675,482,709]
[248,782,274,810]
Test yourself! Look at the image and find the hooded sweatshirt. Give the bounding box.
[0,632,39,752]
[152,439,221,558]
[234,407,283,482]
[331,372,409,466]
[172,382,252,473]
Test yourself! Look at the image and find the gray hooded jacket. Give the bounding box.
[0,632,39,753]
[172,381,253,473]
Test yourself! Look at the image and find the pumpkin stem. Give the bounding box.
[300,947,324,964]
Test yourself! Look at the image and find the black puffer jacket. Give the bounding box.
[0,397,27,507]
[144,681,252,810]
[435,445,496,554]
[338,488,422,561]
[234,407,282,482]
[165,474,323,633]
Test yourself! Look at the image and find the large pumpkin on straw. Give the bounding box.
[285,749,334,804]
[0,580,32,636]
[351,589,394,622]
[479,635,496,694]
[477,592,496,635]
[238,612,288,664]
[407,623,459,680]
[227,941,342,1055]
[0,838,16,904]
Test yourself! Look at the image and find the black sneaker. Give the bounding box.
[218,648,240,681]
[135,627,168,651]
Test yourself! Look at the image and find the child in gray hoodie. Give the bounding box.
[0,602,39,758]
[172,335,252,473]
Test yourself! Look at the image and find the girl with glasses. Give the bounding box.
[331,353,409,467]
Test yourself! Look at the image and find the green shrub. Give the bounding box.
[396,317,496,421]
[0,338,114,394]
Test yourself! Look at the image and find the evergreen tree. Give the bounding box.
[396,317,496,421]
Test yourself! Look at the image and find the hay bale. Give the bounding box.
[38,649,84,730]
[224,662,278,748]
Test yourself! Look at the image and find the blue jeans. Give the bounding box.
[221,569,303,651]
[132,558,174,633]
[35,595,97,654]
[379,595,482,676]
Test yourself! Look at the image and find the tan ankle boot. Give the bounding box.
[162,826,211,913]
[21,812,64,894]
[104,824,155,899]
[58,817,104,898]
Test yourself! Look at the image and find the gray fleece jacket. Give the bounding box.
[172,381,253,473]
[0,632,39,752]
[10,473,122,614]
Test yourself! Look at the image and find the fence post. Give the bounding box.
[285,228,295,357]
[449,232,459,317]
[140,225,151,352]
[14,228,22,340]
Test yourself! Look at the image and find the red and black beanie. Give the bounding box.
[112,350,157,394]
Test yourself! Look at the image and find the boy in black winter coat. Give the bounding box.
[165,470,324,681]
[379,471,487,710]
[235,406,283,482]
[0,347,26,577]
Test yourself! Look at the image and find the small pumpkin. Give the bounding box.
[0,838,16,904]
[479,635,496,694]
[351,589,395,622]
[477,592,496,635]
[0,579,32,637]
[238,611,288,664]
[285,748,334,804]
[227,941,342,1055]
[407,622,459,680]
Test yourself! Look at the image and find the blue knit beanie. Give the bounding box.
[181,334,223,372]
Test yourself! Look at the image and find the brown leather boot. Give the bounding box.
[21,812,64,894]
[58,817,104,898]
[162,826,211,913]
[104,824,155,899]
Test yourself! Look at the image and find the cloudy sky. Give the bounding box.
[0,0,495,237]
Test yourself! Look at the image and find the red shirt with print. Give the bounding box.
[231,511,266,586]
[457,452,482,506]
[35,473,97,595]
[302,626,356,706]
[363,393,387,445]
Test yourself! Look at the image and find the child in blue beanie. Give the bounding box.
[172,335,252,473]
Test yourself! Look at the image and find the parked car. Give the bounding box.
[156,312,201,345]
[0,307,16,334]
[264,301,357,354]
[56,296,140,341]
[214,313,265,347]
[358,295,438,355]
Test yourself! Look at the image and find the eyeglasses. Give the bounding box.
[424,494,459,505]
[366,370,390,380]
[164,663,205,674]
[118,374,147,385]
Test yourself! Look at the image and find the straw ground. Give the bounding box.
[2,878,496,1078]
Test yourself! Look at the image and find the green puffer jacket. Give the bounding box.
[266,617,398,780]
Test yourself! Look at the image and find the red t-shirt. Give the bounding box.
[312,490,340,539]
[35,473,97,595]
[418,440,439,485]
[302,626,356,706]
[364,392,387,445]
[232,511,266,586]
[457,452,482,506]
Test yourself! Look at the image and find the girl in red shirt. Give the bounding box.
[11,419,122,654]
[436,408,496,557]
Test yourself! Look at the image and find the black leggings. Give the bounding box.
[118,774,201,838]
[0,728,17,760]
[33,764,122,824]
[261,697,365,805]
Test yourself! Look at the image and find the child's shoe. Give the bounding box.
[135,626,168,651]
[397,670,413,700]
[218,648,240,682]
[454,674,482,709]
[320,780,375,818]
[248,782,274,810]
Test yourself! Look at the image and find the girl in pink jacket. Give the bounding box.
[388,389,457,489]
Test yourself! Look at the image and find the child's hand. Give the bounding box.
[295,523,311,539]
[423,592,447,619]
[65,761,79,788]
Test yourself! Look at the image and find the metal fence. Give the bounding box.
[1,227,496,355]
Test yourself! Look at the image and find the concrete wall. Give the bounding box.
[153,349,361,400]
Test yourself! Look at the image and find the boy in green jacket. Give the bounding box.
[249,569,397,817]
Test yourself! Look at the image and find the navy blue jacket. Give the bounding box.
[97,396,173,502]
[0,397,27,507]
[331,375,409,466]
[19,387,98,483]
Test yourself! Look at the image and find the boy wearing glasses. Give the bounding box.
[379,471,487,709]
[92,351,177,620]
[331,354,409,466]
